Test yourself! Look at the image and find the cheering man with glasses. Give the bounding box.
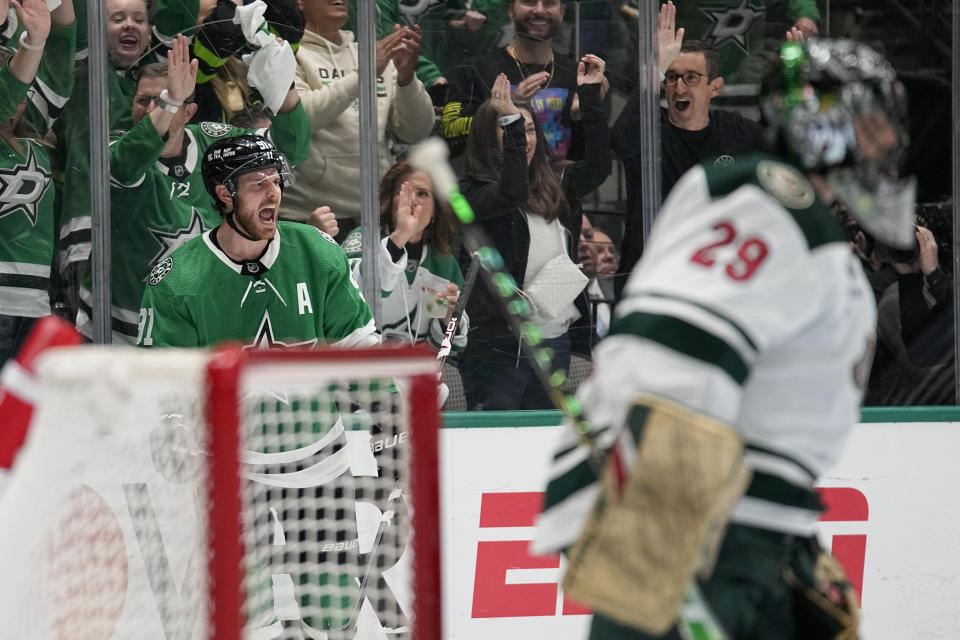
[612,2,760,299]
[662,45,727,132]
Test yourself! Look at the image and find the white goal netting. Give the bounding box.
[0,345,440,640]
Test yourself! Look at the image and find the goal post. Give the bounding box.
[0,343,442,640]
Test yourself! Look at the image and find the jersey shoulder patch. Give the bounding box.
[200,121,234,138]
[755,160,815,210]
[148,257,174,285]
[341,229,362,255]
[704,153,845,250]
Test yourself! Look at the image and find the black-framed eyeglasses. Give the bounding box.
[133,94,161,109]
[664,71,708,87]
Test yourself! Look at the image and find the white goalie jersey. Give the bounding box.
[536,154,876,553]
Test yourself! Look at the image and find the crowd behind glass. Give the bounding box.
[0,0,953,408]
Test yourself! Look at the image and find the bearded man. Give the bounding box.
[441,0,607,159]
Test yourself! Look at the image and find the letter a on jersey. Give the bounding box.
[297,283,313,315]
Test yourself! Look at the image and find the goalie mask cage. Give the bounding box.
[0,344,441,640]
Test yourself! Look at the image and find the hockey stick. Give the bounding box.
[436,252,481,368]
[411,139,738,640]
[409,139,604,468]
[324,487,407,640]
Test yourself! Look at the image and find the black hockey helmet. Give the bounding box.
[201,134,292,206]
[760,38,916,248]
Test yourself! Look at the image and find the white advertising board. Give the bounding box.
[440,421,960,639]
[6,408,956,638]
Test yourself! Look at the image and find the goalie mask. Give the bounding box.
[760,38,916,248]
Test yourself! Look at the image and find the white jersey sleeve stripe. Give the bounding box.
[617,292,759,364]
[58,215,92,239]
[59,243,91,268]
[731,496,820,536]
[609,310,751,385]
[0,262,51,277]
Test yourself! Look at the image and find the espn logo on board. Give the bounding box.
[471,492,588,618]
[471,488,869,618]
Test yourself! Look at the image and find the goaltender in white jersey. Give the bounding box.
[576,154,874,537]
[536,38,916,640]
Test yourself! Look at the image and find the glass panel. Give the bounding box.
[1,0,93,356]
[829,1,954,406]
[5,0,955,410]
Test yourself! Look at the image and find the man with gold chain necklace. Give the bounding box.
[441,0,605,159]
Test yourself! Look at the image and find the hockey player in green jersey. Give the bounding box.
[139,133,379,638]
[0,0,76,365]
[137,132,376,349]
[75,33,310,342]
[535,38,914,639]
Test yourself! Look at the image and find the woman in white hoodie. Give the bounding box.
[281,0,436,237]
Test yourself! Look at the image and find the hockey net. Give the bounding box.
[0,344,441,640]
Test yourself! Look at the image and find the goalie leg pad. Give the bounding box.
[562,395,751,635]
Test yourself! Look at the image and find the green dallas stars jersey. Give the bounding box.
[54,60,143,281]
[0,23,76,318]
[137,221,377,349]
[74,105,310,342]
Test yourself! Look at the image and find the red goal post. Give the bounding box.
[0,343,442,640]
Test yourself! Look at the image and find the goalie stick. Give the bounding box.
[410,140,735,640]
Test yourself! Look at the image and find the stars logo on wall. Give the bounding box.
[702,0,765,53]
[0,145,51,226]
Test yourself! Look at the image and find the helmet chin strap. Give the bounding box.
[222,193,260,242]
[225,213,260,242]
